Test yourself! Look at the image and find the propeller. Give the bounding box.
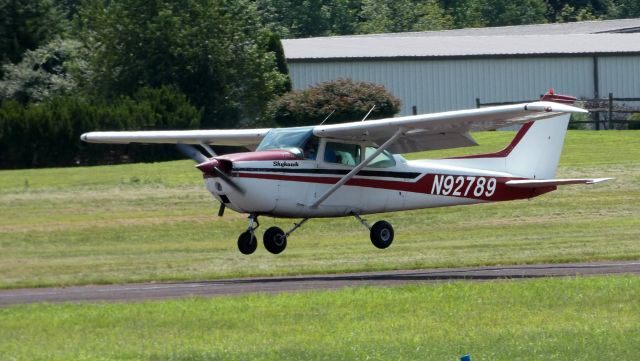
[176,143,246,195]
[176,143,208,163]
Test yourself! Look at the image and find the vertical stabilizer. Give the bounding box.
[504,114,570,179]
[437,113,571,179]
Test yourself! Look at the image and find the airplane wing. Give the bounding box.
[80,99,586,153]
[313,101,587,153]
[80,128,270,148]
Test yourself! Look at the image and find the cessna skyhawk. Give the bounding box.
[81,90,609,255]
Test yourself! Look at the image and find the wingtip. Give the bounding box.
[525,101,588,114]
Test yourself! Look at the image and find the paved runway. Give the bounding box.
[1,261,639,307]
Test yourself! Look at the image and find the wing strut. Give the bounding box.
[310,128,405,209]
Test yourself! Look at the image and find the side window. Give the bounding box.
[364,147,396,168]
[324,142,361,166]
[302,136,319,160]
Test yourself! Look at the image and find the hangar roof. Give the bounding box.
[283,19,640,61]
[363,18,640,37]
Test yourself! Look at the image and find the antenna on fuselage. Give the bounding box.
[361,105,376,122]
[319,109,336,126]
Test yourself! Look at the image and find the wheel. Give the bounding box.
[370,220,394,249]
[263,226,287,254]
[237,231,257,255]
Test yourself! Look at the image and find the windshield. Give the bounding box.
[256,127,314,154]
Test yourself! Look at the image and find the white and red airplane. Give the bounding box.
[81,90,610,255]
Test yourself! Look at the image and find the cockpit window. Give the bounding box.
[256,127,314,156]
[324,142,361,166]
[364,147,396,168]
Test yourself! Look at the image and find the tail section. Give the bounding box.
[504,114,570,179]
[440,113,571,179]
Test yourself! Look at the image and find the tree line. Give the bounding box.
[1,0,639,168]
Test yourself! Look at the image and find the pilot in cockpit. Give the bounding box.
[302,136,319,160]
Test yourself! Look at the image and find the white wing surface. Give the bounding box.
[80,101,586,153]
[81,128,270,148]
[313,101,587,153]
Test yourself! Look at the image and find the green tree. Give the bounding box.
[443,0,548,27]
[481,0,549,26]
[255,0,363,38]
[614,0,640,17]
[0,0,67,66]
[77,0,288,128]
[357,0,453,34]
[266,33,292,92]
[263,78,401,127]
[555,4,599,22]
[0,38,88,104]
[547,0,613,19]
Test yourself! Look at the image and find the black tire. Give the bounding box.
[263,226,287,254]
[238,231,257,255]
[370,220,394,249]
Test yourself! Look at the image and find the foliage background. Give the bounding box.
[1,0,638,168]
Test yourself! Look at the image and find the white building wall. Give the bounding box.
[289,56,639,116]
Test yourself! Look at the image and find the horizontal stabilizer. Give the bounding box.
[506,178,612,188]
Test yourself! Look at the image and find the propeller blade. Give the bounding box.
[218,203,226,217]
[212,167,245,194]
[176,143,208,163]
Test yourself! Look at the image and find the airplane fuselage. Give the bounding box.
[203,151,555,218]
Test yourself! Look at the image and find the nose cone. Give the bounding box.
[196,159,220,175]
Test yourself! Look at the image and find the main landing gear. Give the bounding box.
[353,214,395,249]
[237,215,310,255]
[236,214,394,254]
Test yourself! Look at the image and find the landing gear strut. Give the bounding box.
[353,214,395,249]
[237,214,259,255]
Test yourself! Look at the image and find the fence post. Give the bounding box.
[608,92,613,129]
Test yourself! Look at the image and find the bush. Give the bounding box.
[262,78,401,127]
[0,86,201,168]
[628,113,640,130]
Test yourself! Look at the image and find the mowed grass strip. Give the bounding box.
[0,131,638,288]
[1,276,639,361]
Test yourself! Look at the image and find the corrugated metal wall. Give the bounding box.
[598,56,640,97]
[288,55,640,115]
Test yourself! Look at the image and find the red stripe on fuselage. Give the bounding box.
[236,171,555,202]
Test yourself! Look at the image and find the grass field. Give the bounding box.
[1,276,638,360]
[0,131,638,288]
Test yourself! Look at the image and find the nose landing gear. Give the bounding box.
[237,214,259,255]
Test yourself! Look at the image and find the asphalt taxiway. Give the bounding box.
[1,261,638,306]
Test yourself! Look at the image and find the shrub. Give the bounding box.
[263,78,401,127]
[0,86,201,168]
